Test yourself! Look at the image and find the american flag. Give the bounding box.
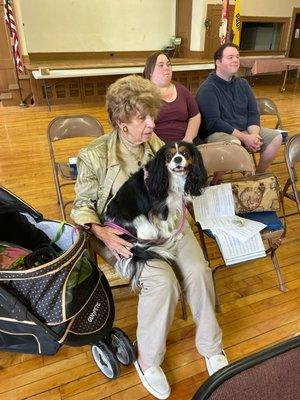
[4,0,23,73]
[219,0,230,44]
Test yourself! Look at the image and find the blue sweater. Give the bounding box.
[196,72,260,139]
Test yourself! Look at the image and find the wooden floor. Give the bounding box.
[0,80,300,400]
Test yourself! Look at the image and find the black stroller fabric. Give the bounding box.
[0,212,61,252]
[0,186,114,355]
[0,283,64,355]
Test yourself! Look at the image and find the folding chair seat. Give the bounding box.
[283,134,300,212]
[194,142,286,312]
[47,115,104,220]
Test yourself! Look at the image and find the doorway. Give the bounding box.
[204,4,234,59]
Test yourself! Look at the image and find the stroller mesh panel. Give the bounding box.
[7,249,100,325]
[0,217,101,325]
[0,233,85,280]
[9,267,68,323]
[25,216,80,252]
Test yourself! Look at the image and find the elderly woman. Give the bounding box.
[71,75,227,400]
[143,51,201,143]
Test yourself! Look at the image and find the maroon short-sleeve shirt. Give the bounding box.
[154,83,199,142]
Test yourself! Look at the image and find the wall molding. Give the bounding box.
[27,51,156,62]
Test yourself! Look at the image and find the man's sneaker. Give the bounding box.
[204,350,229,376]
[134,359,171,399]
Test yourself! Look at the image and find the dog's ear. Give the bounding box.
[185,145,208,196]
[146,146,169,201]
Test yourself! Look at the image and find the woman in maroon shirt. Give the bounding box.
[143,51,201,143]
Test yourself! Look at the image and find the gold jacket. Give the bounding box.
[70,130,163,226]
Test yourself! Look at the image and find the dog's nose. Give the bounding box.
[173,156,183,164]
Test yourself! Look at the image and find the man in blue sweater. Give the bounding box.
[196,43,282,173]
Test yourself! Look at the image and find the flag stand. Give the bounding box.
[220,0,230,44]
[5,0,28,107]
[11,51,28,107]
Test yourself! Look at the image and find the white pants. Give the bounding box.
[136,223,222,366]
[92,222,223,367]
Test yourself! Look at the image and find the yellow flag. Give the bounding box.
[232,0,241,46]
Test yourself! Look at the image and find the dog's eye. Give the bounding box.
[166,153,173,162]
[182,151,190,158]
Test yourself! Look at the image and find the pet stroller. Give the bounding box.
[0,186,135,379]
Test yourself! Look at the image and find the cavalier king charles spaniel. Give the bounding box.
[102,141,207,291]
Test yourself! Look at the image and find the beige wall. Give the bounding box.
[14,0,300,56]
[242,0,300,16]
[191,0,300,52]
[17,0,176,54]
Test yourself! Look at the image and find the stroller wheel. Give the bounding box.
[91,341,120,379]
[110,327,136,366]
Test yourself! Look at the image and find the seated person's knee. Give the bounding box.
[274,134,283,146]
[231,138,241,145]
[143,260,180,293]
[159,268,179,291]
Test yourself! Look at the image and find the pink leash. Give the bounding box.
[104,199,186,244]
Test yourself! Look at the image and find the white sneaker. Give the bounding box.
[204,350,229,376]
[134,359,171,399]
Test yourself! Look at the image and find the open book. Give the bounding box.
[193,183,266,265]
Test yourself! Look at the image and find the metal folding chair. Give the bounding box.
[252,97,287,167]
[283,134,300,212]
[194,142,286,312]
[192,335,300,400]
[47,115,104,220]
[256,97,284,131]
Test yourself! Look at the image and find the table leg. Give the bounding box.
[280,65,289,93]
[43,79,51,111]
[294,66,300,91]
[247,67,254,86]
[242,67,254,86]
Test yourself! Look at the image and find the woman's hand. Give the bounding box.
[183,113,201,143]
[90,223,133,259]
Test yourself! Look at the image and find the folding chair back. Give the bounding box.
[256,97,284,130]
[283,134,300,212]
[252,98,287,167]
[48,115,104,142]
[47,115,104,220]
[197,141,255,177]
